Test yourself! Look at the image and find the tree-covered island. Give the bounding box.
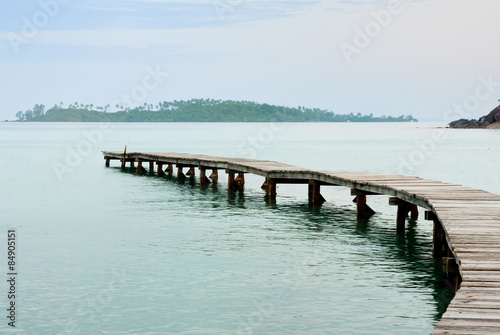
[14,99,417,122]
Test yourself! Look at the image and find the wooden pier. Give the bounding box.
[103,150,500,333]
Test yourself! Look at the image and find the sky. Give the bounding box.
[0,0,499,121]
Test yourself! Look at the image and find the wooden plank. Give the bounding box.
[439,311,500,320]
[433,329,500,335]
[433,322,500,334]
[460,281,500,288]
[462,264,500,271]
[455,248,500,253]
[436,317,500,327]
[453,296,500,304]
[457,287,500,294]
[440,215,500,221]
[462,276,500,283]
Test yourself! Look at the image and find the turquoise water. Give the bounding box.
[1,122,499,334]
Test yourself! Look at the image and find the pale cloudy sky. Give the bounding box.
[1,0,499,121]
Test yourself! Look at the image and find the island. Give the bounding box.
[448,105,500,129]
[13,99,418,123]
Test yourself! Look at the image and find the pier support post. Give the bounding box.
[227,169,236,190]
[357,195,367,219]
[410,205,419,220]
[105,157,110,167]
[425,211,460,290]
[121,146,127,170]
[186,167,196,177]
[235,173,245,188]
[396,205,410,234]
[130,160,135,168]
[352,190,376,218]
[136,159,143,174]
[426,211,445,258]
[177,165,186,179]
[261,178,269,192]
[149,161,154,173]
[309,180,326,205]
[157,163,165,177]
[442,258,461,291]
[267,178,277,199]
[209,169,218,183]
[389,198,415,234]
[165,164,173,176]
[199,167,211,185]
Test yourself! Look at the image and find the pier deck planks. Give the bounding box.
[102,151,500,333]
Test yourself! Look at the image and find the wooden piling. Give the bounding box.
[235,173,245,188]
[396,205,409,234]
[227,170,235,189]
[149,161,154,173]
[165,164,173,176]
[357,195,367,219]
[200,167,210,185]
[105,157,110,167]
[186,167,196,177]
[309,180,326,205]
[157,163,165,177]
[352,189,375,218]
[426,211,445,258]
[121,146,127,170]
[410,205,419,220]
[209,169,218,182]
[177,165,186,179]
[261,178,269,191]
[267,178,277,199]
[389,197,415,234]
[136,159,143,174]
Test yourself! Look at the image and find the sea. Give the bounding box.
[1,122,499,334]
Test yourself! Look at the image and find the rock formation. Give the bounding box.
[448,105,500,129]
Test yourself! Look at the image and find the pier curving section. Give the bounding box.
[103,151,500,333]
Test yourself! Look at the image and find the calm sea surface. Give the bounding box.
[1,122,499,334]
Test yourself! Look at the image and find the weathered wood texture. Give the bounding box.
[103,151,500,333]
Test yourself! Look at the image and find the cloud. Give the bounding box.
[0,0,320,31]
[1,0,499,121]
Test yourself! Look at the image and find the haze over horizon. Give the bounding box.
[1,0,499,121]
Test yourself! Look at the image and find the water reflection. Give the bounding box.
[114,166,454,323]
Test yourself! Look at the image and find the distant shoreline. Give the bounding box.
[13,99,418,123]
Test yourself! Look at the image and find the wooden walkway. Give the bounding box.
[103,150,500,334]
